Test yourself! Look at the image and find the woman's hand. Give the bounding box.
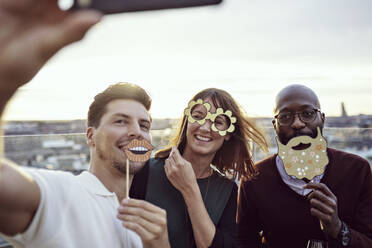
[164,146,198,196]
[165,147,217,248]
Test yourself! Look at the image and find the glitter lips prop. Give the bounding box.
[124,139,154,162]
[123,139,154,199]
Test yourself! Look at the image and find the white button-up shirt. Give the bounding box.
[2,169,142,248]
[275,155,324,196]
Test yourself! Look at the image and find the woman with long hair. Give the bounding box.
[130,88,268,248]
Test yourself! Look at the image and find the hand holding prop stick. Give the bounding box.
[119,139,170,247]
[304,182,342,239]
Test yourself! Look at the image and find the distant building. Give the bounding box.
[325,103,372,128]
[341,102,348,117]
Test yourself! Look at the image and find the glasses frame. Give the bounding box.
[274,108,321,126]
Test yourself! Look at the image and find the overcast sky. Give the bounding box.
[4,0,372,120]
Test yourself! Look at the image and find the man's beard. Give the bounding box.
[276,127,329,180]
[97,146,144,175]
[113,160,145,175]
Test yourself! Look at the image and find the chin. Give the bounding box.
[129,161,145,174]
[196,148,215,156]
[113,161,145,175]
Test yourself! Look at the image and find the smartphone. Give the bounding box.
[70,0,223,14]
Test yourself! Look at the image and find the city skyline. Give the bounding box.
[3,0,372,120]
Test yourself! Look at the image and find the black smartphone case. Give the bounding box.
[71,0,223,14]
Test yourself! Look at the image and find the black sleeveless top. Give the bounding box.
[130,158,237,248]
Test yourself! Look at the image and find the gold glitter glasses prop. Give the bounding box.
[184,99,236,136]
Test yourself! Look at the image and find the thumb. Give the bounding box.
[40,10,102,60]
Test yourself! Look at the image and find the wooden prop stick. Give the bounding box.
[126,159,129,199]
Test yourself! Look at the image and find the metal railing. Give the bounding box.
[2,127,372,171]
[1,127,371,246]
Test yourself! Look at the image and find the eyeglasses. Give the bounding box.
[274,108,321,126]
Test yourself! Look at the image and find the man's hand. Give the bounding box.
[117,198,170,248]
[304,182,342,238]
[164,146,198,195]
[0,0,102,91]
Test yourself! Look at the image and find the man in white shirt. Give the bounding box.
[0,1,169,247]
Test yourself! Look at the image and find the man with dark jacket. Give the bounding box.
[237,84,372,248]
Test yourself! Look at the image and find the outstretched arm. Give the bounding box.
[0,0,101,235]
[0,159,40,235]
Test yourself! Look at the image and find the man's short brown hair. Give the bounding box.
[87,82,151,128]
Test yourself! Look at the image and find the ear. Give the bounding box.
[86,127,95,147]
[321,112,325,125]
[224,134,231,141]
[272,119,277,129]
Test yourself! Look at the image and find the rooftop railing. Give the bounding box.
[3,127,372,171]
[0,127,371,247]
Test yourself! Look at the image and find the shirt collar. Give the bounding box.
[275,155,323,196]
[77,171,115,197]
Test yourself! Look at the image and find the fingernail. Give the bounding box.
[118,206,124,211]
[122,198,129,204]
[117,214,125,221]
